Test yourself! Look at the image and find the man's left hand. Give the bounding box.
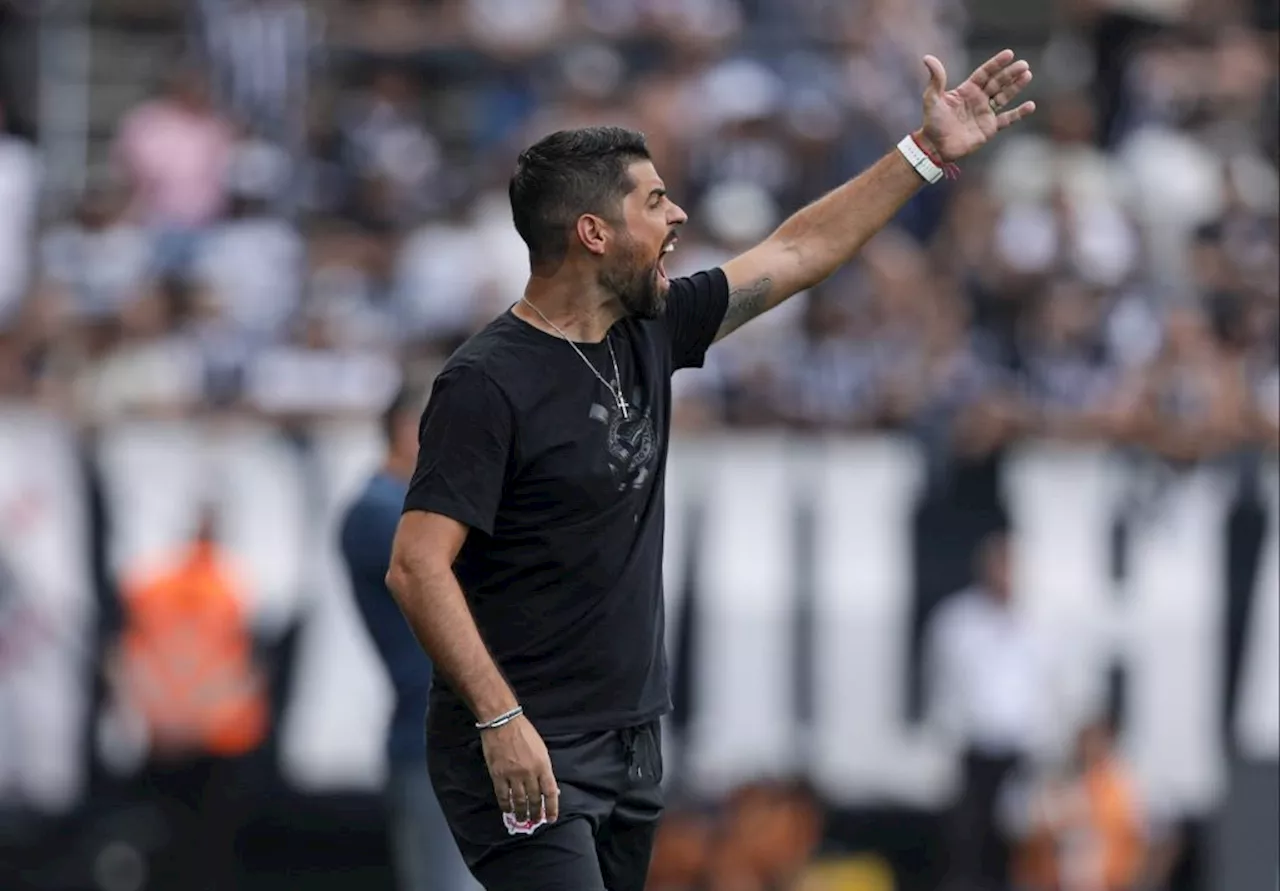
[918,49,1036,162]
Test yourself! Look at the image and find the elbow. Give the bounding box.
[385,551,416,602]
[385,547,451,603]
[384,560,414,601]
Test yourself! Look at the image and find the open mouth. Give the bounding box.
[657,237,677,283]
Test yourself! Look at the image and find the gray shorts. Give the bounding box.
[427,722,664,891]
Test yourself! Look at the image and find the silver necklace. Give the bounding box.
[521,298,629,419]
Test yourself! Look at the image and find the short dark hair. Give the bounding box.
[382,380,428,444]
[509,126,651,266]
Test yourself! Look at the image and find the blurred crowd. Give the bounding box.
[0,0,1273,476]
[0,1,1277,890]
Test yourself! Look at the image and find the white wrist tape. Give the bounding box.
[897,134,945,185]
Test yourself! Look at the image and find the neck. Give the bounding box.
[515,271,624,344]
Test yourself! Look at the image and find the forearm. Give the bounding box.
[386,560,517,722]
[769,139,928,292]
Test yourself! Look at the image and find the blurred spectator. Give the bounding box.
[0,100,38,327]
[191,139,303,343]
[462,0,570,59]
[333,0,438,53]
[71,281,204,425]
[306,220,403,355]
[1007,719,1148,891]
[1115,26,1277,293]
[1109,303,1254,465]
[1067,0,1191,147]
[987,92,1130,211]
[684,59,795,213]
[0,1,36,142]
[880,280,1023,497]
[340,382,480,891]
[648,780,824,891]
[986,95,1142,298]
[519,42,641,144]
[338,65,444,226]
[107,504,267,891]
[112,65,236,272]
[37,187,153,324]
[834,0,966,142]
[192,0,320,181]
[1018,278,1121,441]
[243,308,400,421]
[394,196,500,353]
[704,781,824,891]
[767,284,883,431]
[927,531,1062,891]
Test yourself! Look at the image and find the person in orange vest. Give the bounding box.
[1011,718,1148,891]
[109,504,268,891]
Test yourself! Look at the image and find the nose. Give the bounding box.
[667,201,688,227]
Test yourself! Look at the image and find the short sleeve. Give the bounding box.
[663,268,730,371]
[403,367,513,536]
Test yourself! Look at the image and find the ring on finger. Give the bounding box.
[989,97,1002,114]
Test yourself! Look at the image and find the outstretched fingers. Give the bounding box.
[966,49,1016,91]
[985,60,1031,97]
[989,68,1034,112]
[997,101,1037,129]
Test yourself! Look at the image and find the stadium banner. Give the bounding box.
[670,439,1279,820]
[70,423,1280,823]
[0,407,94,814]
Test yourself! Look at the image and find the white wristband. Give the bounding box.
[897,134,944,185]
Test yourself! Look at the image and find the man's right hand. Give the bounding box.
[480,714,560,825]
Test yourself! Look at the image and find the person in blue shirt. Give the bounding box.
[341,382,479,891]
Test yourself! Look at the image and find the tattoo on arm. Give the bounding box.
[716,276,773,339]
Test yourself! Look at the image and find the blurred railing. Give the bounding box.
[35,0,90,213]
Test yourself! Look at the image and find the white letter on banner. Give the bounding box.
[1236,461,1279,762]
[1003,444,1124,759]
[209,424,311,635]
[660,437,709,766]
[96,421,207,577]
[1121,464,1231,814]
[0,409,93,812]
[809,436,945,806]
[686,434,799,797]
[280,424,393,792]
[663,437,709,669]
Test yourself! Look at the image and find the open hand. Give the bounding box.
[480,714,561,825]
[919,49,1036,163]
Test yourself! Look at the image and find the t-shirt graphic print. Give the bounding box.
[592,387,657,492]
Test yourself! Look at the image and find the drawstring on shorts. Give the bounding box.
[621,726,644,783]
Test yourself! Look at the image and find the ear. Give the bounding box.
[574,214,611,257]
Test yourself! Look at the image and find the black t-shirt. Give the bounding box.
[404,269,730,745]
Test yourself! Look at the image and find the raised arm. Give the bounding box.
[716,50,1036,341]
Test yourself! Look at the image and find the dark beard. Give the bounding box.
[601,237,666,320]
